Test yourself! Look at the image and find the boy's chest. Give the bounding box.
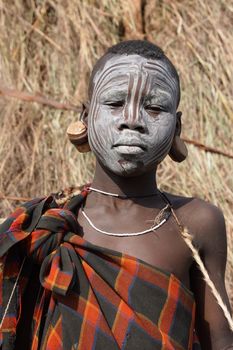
[78,211,193,289]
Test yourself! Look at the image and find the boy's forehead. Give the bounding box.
[89,54,178,100]
[93,54,171,82]
[88,53,180,108]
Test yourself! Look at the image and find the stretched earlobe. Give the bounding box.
[66,105,91,153]
[169,135,188,163]
[169,111,187,162]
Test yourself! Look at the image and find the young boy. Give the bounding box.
[0,40,232,349]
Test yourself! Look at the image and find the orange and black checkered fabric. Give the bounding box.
[0,191,201,349]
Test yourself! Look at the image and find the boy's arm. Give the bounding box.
[190,201,233,349]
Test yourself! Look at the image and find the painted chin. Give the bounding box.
[98,146,167,177]
[116,159,145,177]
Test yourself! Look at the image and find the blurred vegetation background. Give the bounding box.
[0,0,232,304]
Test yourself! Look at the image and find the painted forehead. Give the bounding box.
[91,54,179,99]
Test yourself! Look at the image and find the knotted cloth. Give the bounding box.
[0,190,201,349]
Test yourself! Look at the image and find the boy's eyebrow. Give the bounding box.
[99,90,127,100]
[144,90,172,100]
[144,91,174,107]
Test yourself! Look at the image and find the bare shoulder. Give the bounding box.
[163,192,226,252]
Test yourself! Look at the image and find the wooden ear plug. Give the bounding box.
[169,136,188,162]
[67,121,91,153]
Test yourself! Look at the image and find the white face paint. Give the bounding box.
[88,54,179,177]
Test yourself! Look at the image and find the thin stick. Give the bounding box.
[171,208,233,331]
[84,11,109,47]
[0,195,32,202]
[0,85,232,159]
[182,137,233,159]
[0,85,80,112]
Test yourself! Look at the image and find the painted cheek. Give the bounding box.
[88,107,115,159]
[145,116,176,164]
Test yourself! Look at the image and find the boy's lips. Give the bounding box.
[113,140,147,155]
[113,138,147,150]
[114,145,145,155]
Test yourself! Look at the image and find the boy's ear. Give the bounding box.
[80,102,90,127]
[168,111,188,162]
[66,102,91,153]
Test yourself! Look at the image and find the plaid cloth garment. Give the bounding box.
[0,190,201,349]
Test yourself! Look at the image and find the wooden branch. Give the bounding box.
[182,137,233,159]
[0,85,232,159]
[0,195,32,202]
[0,85,80,112]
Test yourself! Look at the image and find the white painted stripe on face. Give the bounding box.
[144,61,178,100]
[123,68,150,124]
[89,63,131,157]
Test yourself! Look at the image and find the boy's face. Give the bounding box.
[87,54,179,177]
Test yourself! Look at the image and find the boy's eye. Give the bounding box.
[104,101,125,108]
[145,105,162,114]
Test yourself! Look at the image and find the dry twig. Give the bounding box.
[182,137,233,159]
[0,85,232,159]
[0,85,80,112]
[0,195,32,202]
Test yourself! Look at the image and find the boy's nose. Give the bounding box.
[117,116,146,133]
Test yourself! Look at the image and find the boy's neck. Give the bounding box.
[90,161,158,198]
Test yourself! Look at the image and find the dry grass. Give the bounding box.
[0,0,232,305]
